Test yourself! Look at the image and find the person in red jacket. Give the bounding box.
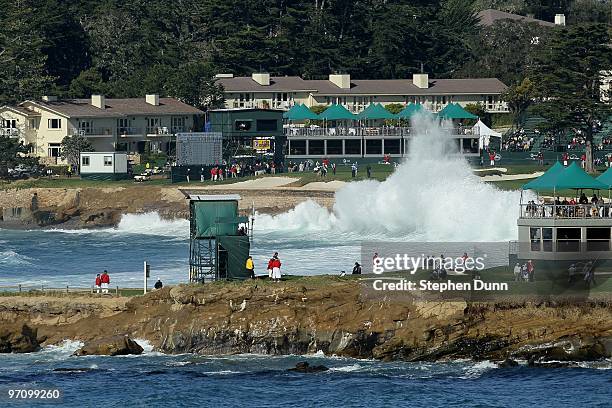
[100,270,110,294]
[267,257,274,279]
[489,151,496,167]
[210,166,217,181]
[94,274,101,294]
[271,252,282,282]
[581,153,586,169]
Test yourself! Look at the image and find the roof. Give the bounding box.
[181,193,242,202]
[522,162,565,190]
[396,103,429,119]
[357,103,395,120]
[217,76,507,95]
[0,105,41,117]
[477,9,555,27]
[20,98,204,119]
[597,168,612,188]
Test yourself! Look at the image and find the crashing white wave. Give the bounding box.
[257,114,523,242]
[0,250,36,266]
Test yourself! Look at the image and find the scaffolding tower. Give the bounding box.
[183,193,253,282]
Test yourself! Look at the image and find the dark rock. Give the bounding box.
[53,367,98,373]
[0,323,40,353]
[73,335,144,356]
[288,361,329,373]
[498,358,519,368]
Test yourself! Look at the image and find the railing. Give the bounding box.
[520,203,612,219]
[0,284,130,296]
[69,127,114,137]
[284,126,479,137]
[0,128,21,137]
[117,127,144,136]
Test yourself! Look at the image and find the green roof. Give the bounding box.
[396,103,428,119]
[318,104,356,120]
[357,103,395,120]
[283,104,319,120]
[522,162,607,191]
[597,167,612,188]
[438,103,478,120]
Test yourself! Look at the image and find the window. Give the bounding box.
[235,120,252,131]
[326,140,343,155]
[587,228,610,251]
[172,117,186,132]
[103,156,113,166]
[82,156,90,166]
[384,139,401,155]
[4,119,17,128]
[543,228,553,252]
[28,119,37,129]
[557,228,581,252]
[289,140,306,155]
[345,139,361,155]
[79,121,92,135]
[47,143,61,157]
[365,139,382,155]
[530,227,541,251]
[48,118,62,129]
[256,119,277,132]
[308,140,324,155]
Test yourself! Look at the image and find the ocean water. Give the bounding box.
[0,341,610,408]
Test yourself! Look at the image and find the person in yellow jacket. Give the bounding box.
[246,256,255,279]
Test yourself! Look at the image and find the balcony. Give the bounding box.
[146,126,187,136]
[0,128,21,138]
[117,127,145,137]
[69,127,114,137]
[284,126,479,137]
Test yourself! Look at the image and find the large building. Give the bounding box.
[0,95,203,164]
[216,73,509,114]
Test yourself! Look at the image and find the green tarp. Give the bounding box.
[217,235,251,280]
[283,104,319,120]
[522,162,607,191]
[318,104,356,120]
[596,167,612,188]
[193,200,240,238]
[438,103,478,120]
[396,103,428,119]
[357,103,395,120]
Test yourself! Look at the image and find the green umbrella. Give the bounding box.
[318,104,356,120]
[283,104,319,120]
[396,103,428,119]
[438,103,477,120]
[357,103,395,120]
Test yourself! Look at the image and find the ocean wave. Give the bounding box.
[458,360,499,379]
[0,250,36,266]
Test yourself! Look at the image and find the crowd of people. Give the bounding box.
[512,260,535,282]
[502,129,533,151]
[524,193,612,218]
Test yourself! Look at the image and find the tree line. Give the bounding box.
[0,0,609,110]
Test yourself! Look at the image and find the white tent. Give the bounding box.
[473,119,502,149]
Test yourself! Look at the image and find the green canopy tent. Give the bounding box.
[596,167,612,188]
[522,161,566,191]
[396,103,428,119]
[357,103,396,120]
[283,104,319,121]
[318,104,356,120]
[437,103,478,120]
[556,162,607,190]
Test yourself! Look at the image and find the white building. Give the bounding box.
[0,95,203,164]
[79,152,128,180]
[216,73,509,114]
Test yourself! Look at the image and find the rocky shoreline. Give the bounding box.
[0,186,334,229]
[1,278,610,365]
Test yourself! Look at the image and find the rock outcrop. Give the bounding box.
[0,323,40,353]
[288,362,329,373]
[74,335,144,356]
[0,279,611,363]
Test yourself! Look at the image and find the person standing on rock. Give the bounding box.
[267,256,274,279]
[246,256,255,279]
[94,274,101,293]
[100,270,110,294]
[271,252,282,282]
[154,279,163,290]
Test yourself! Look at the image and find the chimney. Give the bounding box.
[215,73,234,78]
[42,95,57,102]
[91,94,106,109]
[554,14,566,26]
[329,74,351,89]
[146,94,160,106]
[252,73,270,86]
[413,73,429,89]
